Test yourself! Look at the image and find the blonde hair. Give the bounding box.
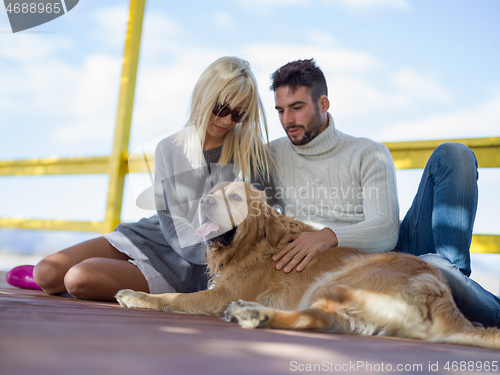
[174,56,271,183]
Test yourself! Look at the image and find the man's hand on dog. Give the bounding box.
[273,228,338,273]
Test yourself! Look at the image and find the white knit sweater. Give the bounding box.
[269,114,399,253]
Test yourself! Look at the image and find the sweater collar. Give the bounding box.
[203,144,223,163]
[292,113,341,156]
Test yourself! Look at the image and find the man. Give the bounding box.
[269,58,500,327]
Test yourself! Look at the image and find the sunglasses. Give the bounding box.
[212,103,245,123]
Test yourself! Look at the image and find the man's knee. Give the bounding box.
[419,253,467,291]
[434,142,477,167]
[419,253,454,270]
[429,142,478,183]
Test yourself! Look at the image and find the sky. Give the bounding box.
[0,0,499,267]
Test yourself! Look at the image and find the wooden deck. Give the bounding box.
[1,271,499,375]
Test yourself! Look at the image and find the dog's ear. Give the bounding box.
[263,205,288,247]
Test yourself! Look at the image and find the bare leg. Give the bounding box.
[33,237,149,301]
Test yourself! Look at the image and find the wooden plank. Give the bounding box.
[1,283,497,375]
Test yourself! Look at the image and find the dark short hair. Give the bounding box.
[270,59,328,102]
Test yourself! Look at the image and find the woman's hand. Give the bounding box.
[273,228,338,273]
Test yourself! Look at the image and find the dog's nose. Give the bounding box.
[199,195,216,207]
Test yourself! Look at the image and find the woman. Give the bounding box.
[32,56,272,301]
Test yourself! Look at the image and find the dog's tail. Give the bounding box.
[427,287,500,350]
[437,328,500,350]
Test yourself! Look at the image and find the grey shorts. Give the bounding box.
[103,231,175,294]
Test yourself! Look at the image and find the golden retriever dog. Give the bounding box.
[116,181,500,349]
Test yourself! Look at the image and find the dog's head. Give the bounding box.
[196,181,292,255]
[197,181,258,246]
[197,181,315,277]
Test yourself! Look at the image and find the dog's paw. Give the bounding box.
[224,300,271,329]
[115,289,152,309]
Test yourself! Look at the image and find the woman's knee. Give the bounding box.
[33,258,67,294]
[63,261,99,299]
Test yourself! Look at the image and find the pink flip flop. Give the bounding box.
[6,265,42,290]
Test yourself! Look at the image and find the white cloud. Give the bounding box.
[238,0,310,3]
[20,53,120,150]
[390,68,453,106]
[0,4,135,157]
[53,114,114,146]
[322,0,410,11]
[238,41,484,144]
[234,0,312,14]
[127,39,378,145]
[305,30,336,46]
[139,12,184,61]
[0,3,129,156]
[0,51,121,154]
[89,5,128,47]
[0,33,73,61]
[213,12,236,29]
[69,54,121,117]
[379,96,500,141]
[131,41,380,146]
[130,46,234,148]
[328,76,390,116]
[239,42,383,140]
[241,42,384,114]
[243,42,381,75]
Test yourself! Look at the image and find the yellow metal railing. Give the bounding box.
[385,137,500,169]
[0,0,145,234]
[0,0,499,254]
[1,137,499,253]
[0,153,150,233]
[104,0,145,233]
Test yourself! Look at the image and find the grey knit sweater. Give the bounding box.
[116,137,230,293]
[270,113,399,252]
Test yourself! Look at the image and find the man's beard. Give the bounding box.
[287,106,323,146]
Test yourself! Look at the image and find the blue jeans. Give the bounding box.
[420,254,500,327]
[395,142,500,327]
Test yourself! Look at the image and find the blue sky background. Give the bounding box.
[0,0,499,286]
